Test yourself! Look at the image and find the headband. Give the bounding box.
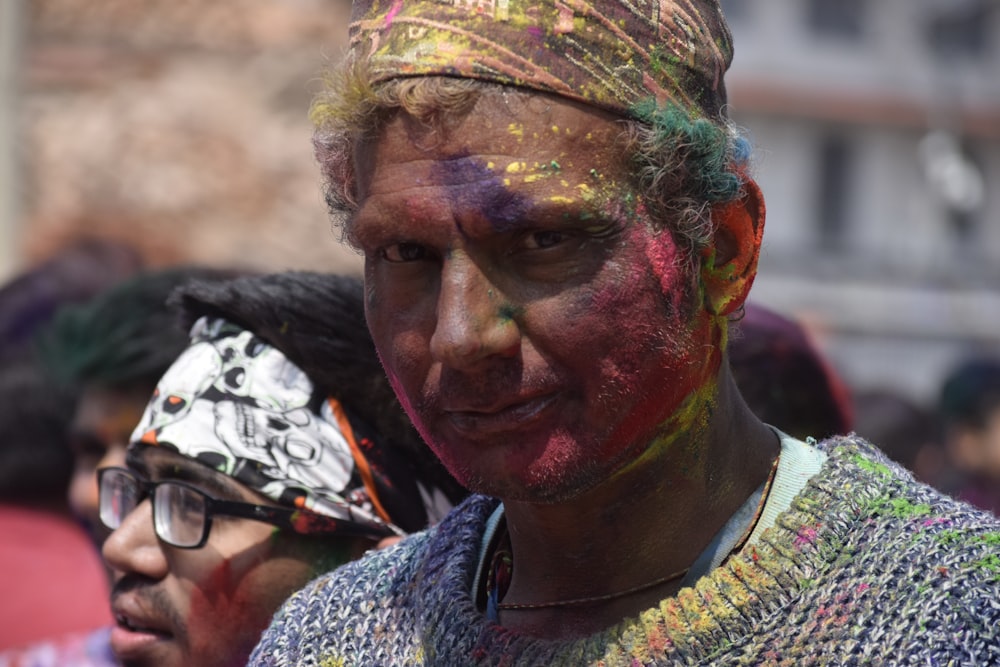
[130,317,416,538]
[348,0,733,118]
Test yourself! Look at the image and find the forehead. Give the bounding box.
[127,445,261,503]
[353,90,629,219]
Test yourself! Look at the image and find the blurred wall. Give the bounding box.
[14,0,360,276]
[725,0,1000,404]
[0,1,24,280]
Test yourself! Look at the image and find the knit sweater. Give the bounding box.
[250,436,1000,666]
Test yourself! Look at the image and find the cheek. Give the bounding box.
[185,556,303,661]
[641,225,690,314]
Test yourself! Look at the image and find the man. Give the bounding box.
[99,271,464,667]
[251,0,1000,664]
[40,266,243,543]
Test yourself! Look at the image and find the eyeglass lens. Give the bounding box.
[99,469,139,531]
[154,483,206,547]
[99,468,209,548]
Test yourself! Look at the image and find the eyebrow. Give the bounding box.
[132,451,248,502]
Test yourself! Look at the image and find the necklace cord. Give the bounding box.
[490,453,782,613]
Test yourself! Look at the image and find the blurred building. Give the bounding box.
[724,0,1000,403]
[2,0,361,279]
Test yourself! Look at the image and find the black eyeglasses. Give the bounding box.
[97,467,383,549]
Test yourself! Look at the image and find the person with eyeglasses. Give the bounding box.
[88,271,465,667]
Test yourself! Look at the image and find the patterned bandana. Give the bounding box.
[130,317,409,539]
[347,0,733,118]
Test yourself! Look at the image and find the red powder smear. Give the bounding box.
[856,582,870,593]
[639,210,687,315]
[200,559,235,604]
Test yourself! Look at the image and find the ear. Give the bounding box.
[700,179,765,316]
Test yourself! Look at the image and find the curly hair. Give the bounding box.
[310,61,752,270]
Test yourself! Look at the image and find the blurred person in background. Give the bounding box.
[852,388,953,490]
[0,238,141,649]
[729,303,853,442]
[0,267,248,663]
[938,358,1000,515]
[0,237,143,362]
[0,356,113,650]
[38,265,249,545]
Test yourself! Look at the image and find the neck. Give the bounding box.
[497,367,779,639]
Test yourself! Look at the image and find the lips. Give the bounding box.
[443,392,559,436]
[109,596,173,660]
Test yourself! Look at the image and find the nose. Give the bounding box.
[101,498,169,582]
[429,254,520,370]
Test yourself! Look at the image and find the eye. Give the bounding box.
[381,242,429,263]
[522,230,568,250]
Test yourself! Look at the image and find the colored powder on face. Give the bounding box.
[497,303,523,322]
[430,155,530,234]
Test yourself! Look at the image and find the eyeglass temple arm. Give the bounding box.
[205,498,391,540]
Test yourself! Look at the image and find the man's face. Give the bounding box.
[101,446,330,667]
[352,92,724,503]
[69,385,152,541]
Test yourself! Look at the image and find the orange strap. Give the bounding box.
[327,398,392,524]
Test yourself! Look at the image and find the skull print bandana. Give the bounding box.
[130,316,404,538]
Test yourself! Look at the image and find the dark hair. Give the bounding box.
[173,271,468,518]
[729,303,853,441]
[0,353,77,507]
[0,237,143,362]
[39,265,246,391]
[939,359,1000,430]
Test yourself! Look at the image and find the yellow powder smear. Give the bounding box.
[505,161,526,173]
